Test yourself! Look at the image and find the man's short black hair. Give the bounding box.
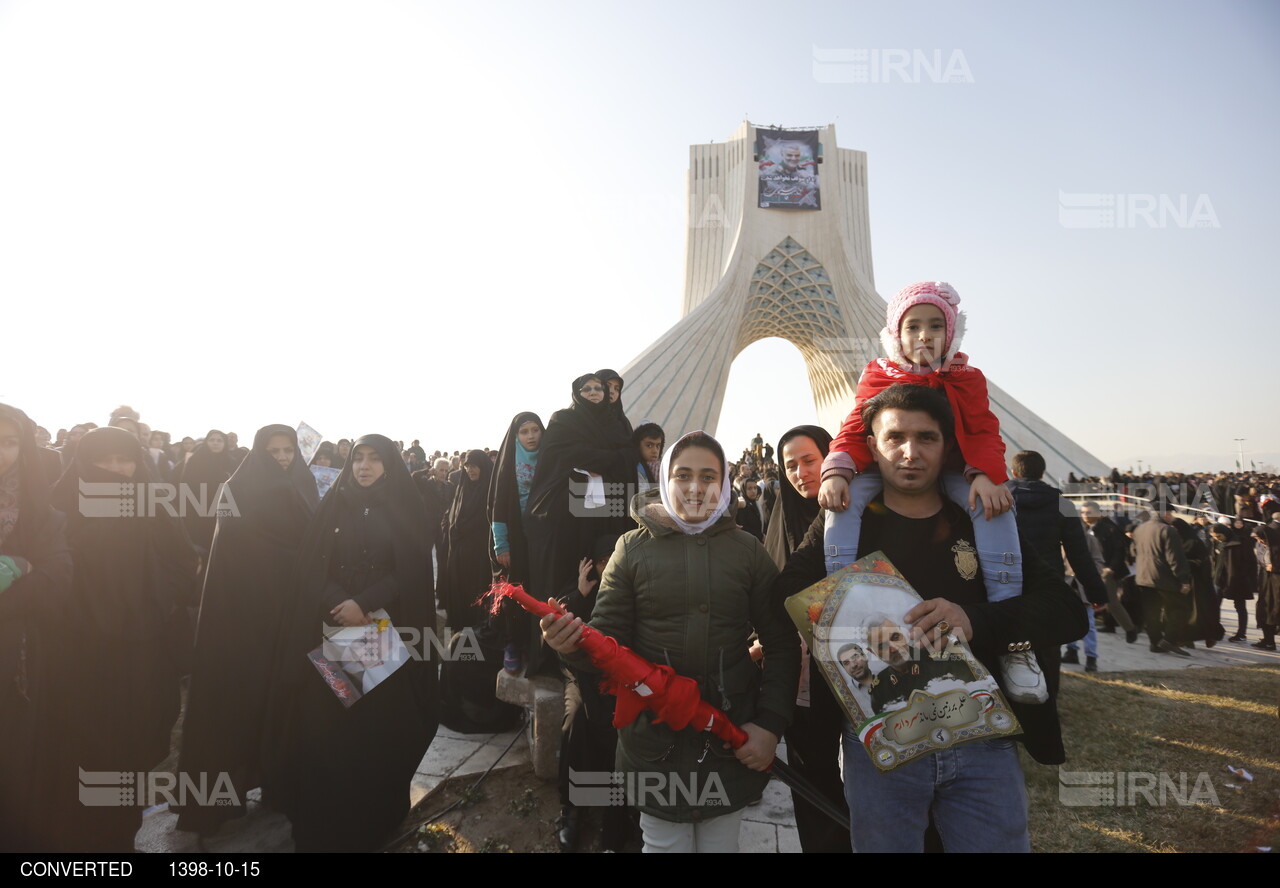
[1011,451,1046,480]
[860,384,955,445]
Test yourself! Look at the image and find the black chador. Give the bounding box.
[175,424,319,834]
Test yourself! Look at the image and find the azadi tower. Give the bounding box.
[620,121,1108,483]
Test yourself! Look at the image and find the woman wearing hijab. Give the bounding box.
[594,369,637,537]
[439,449,520,733]
[441,449,495,629]
[262,434,437,852]
[526,374,637,605]
[0,404,72,851]
[49,426,198,851]
[488,413,545,671]
[763,425,833,570]
[595,368,633,438]
[1171,515,1224,647]
[176,429,239,557]
[175,425,319,835]
[759,424,849,853]
[542,431,799,853]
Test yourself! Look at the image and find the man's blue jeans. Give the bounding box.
[1067,601,1098,658]
[841,722,1032,853]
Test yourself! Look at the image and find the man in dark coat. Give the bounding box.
[1007,452,1107,671]
[1132,500,1193,656]
[1079,501,1138,641]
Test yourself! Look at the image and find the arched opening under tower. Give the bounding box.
[716,336,824,459]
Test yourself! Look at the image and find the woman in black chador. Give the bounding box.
[176,429,239,562]
[0,403,72,851]
[439,449,520,733]
[49,426,198,852]
[441,449,494,629]
[525,373,637,604]
[175,425,319,834]
[262,434,438,853]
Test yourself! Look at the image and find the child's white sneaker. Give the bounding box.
[1000,650,1048,704]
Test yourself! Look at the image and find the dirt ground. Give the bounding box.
[389,765,641,854]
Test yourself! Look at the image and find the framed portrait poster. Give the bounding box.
[787,551,1021,772]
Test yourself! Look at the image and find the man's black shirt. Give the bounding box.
[858,496,987,608]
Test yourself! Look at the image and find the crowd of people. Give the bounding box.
[1,280,1274,855]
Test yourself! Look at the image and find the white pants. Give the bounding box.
[639,809,745,853]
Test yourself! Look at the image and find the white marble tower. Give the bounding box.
[621,121,1107,482]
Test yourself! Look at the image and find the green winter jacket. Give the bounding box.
[566,489,800,822]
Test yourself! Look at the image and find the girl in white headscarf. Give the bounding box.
[542,430,799,853]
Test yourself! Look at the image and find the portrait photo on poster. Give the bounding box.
[799,552,1021,772]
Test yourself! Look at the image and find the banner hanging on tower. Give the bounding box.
[757,128,821,210]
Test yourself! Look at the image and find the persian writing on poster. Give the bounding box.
[757,128,821,209]
[785,551,1020,772]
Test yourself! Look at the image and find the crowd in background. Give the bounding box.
[3,388,1276,854]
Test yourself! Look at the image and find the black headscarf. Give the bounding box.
[0,404,52,549]
[595,368,633,438]
[489,412,543,528]
[763,424,832,568]
[51,427,197,638]
[527,373,626,518]
[224,425,320,540]
[177,429,240,552]
[448,449,495,539]
[277,433,433,655]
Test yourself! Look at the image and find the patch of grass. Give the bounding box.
[508,788,541,818]
[415,823,456,853]
[1023,664,1280,853]
[455,784,488,808]
[477,836,513,853]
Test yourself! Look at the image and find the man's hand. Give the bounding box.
[576,557,598,598]
[1180,583,1192,595]
[818,476,849,512]
[969,474,1013,521]
[495,551,511,569]
[904,597,973,650]
[540,602,584,654]
[729,722,778,772]
[330,599,369,627]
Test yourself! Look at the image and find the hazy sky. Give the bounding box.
[2,0,1276,474]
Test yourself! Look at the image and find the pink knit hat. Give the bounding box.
[880,281,966,366]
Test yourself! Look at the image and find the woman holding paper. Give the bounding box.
[263,434,438,852]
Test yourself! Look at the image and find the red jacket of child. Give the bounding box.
[824,353,1009,484]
